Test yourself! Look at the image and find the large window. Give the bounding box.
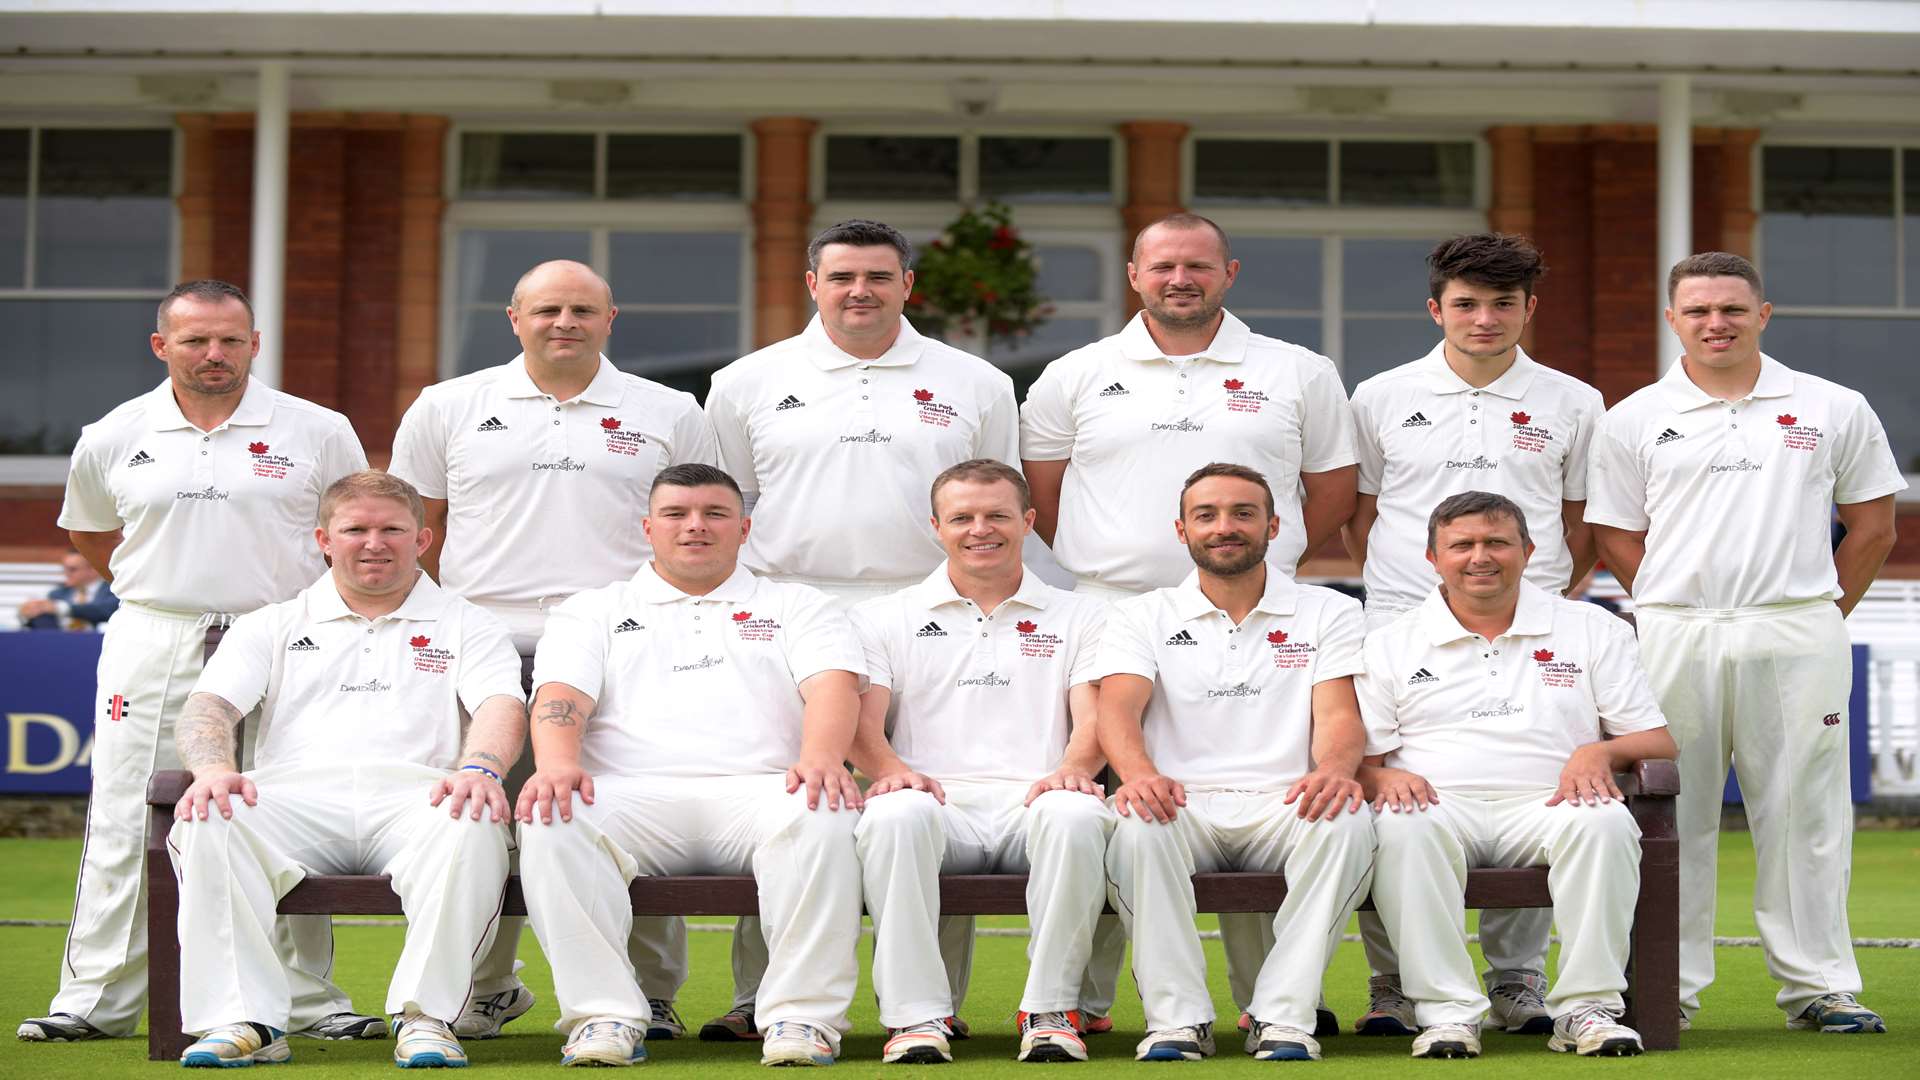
[0,126,175,467]
[1760,144,1920,477]
[445,130,751,396]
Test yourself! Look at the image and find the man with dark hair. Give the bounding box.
[18,550,118,631]
[1096,463,1373,1063]
[1588,251,1902,1034]
[517,464,868,1067]
[22,280,373,1044]
[1341,232,1603,1035]
[1356,490,1674,1059]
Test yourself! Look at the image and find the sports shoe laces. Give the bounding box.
[1492,981,1545,1007]
[894,1018,952,1038]
[1025,1012,1075,1033]
[576,1020,630,1044]
[1372,984,1412,1010]
[765,1020,817,1042]
[1565,1003,1620,1031]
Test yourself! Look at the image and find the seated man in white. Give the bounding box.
[168,470,525,1068]
[848,459,1115,1065]
[515,462,866,1069]
[1356,490,1676,1059]
[1098,462,1375,1063]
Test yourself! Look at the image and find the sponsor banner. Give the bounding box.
[1,632,103,793]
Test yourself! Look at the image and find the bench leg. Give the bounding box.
[146,825,191,1061]
[1627,835,1681,1050]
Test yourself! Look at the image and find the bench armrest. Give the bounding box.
[1616,759,1679,798]
[149,768,193,806]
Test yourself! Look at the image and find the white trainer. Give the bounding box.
[562,1018,646,1067]
[394,1014,467,1068]
[1411,1022,1481,1059]
[1018,1011,1089,1063]
[761,1020,837,1067]
[454,986,535,1040]
[181,1022,291,1067]
[1484,970,1552,1035]
[1547,1003,1644,1057]
[1354,975,1417,1037]
[1244,1021,1321,1061]
[1134,1023,1215,1062]
[882,1018,953,1064]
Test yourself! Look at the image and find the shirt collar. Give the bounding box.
[631,560,761,605]
[146,375,274,432]
[1116,309,1251,364]
[307,570,447,624]
[800,313,928,371]
[1418,579,1557,646]
[1169,565,1299,622]
[1657,352,1795,412]
[909,561,1055,612]
[1417,343,1539,399]
[500,354,625,406]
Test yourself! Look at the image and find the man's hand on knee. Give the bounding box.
[515,765,595,824]
[867,769,945,803]
[431,769,510,822]
[786,758,865,811]
[1112,774,1184,823]
[176,769,257,822]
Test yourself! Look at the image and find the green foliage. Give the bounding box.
[906,202,1051,347]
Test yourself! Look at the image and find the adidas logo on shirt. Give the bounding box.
[1098,382,1129,397]
[915,621,949,638]
[477,417,508,432]
[126,449,155,467]
[774,395,806,411]
[1407,667,1439,685]
[614,618,645,633]
[1654,427,1685,445]
[1165,629,1198,646]
[1401,412,1433,428]
[287,636,319,652]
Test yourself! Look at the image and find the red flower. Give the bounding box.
[601,417,621,430]
[1016,620,1037,634]
[409,635,430,649]
[1511,411,1531,425]
[914,389,934,402]
[732,611,752,622]
[1777,414,1797,427]
[1267,630,1288,645]
[988,225,1019,250]
[1224,379,1244,391]
[248,442,268,455]
[1533,649,1555,663]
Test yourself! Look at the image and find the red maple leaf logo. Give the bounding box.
[409,635,430,649]
[601,417,621,430]
[913,389,933,402]
[732,611,752,622]
[1511,411,1531,425]
[1777,414,1797,427]
[1223,378,1244,391]
[1533,649,1555,663]
[1016,620,1037,634]
[1267,630,1288,645]
[247,442,268,455]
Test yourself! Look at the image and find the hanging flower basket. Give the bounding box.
[906,202,1052,350]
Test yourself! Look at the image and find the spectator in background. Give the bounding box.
[19,551,118,631]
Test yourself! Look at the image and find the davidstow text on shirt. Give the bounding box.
[531,456,589,472]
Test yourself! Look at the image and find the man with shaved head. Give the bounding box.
[389,258,719,1041]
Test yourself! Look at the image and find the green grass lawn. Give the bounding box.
[1,833,1913,1077]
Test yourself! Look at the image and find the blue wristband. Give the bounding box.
[460,764,501,782]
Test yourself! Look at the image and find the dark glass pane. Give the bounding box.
[1343,238,1438,314]
[608,232,740,306]
[35,129,172,288]
[455,229,590,306]
[1343,317,1439,391]
[1761,316,1920,472]
[1340,141,1474,207]
[1243,317,1322,352]
[1033,245,1103,302]
[459,133,594,199]
[606,134,742,200]
[608,312,740,383]
[1192,140,1328,205]
[1761,148,1896,308]
[978,137,1112,203]
[0,299,161,455]
[1228,237,1321,311]
[825,136,958,200]
[1905,149,1919,308]
[456,308,518,375]
[984,317,1103,400]
[0,129,25,287]
[1763,146,1894,216]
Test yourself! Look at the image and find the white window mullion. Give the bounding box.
[23,126,40,289]
[1322,235,1343,370]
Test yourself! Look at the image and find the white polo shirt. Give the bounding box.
[1021,310,1357,593]
[532,562,864,778]
[1356,582,1668,791]
[1585,354,1906,609]
[57,377,368,614]
[194,572,522,772]
[1352,345,1604,615]
[389,355,718,636]
[849,563,1105,783]
[706,316,1020,583]
[1094,569,1365,792]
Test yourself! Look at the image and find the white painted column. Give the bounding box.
[250,60,291,388]
[1656,74,1692,374]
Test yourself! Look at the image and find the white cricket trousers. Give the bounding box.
[856,782,1115,1025]
[1636,600,1861,1018]
[1356,605,1552,984]
[1106,790,1375,1031]
[1371,789,1640,1025]
[55,603,349,1035]
[518,774,862,1046]
[165,763,510,1033]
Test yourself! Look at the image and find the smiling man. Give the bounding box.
[1587,252,1903,1035]
[165,470,526,1068]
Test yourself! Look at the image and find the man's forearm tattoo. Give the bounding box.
[177,693,243,772]
[466,750,505,767]
[537,698,579,727]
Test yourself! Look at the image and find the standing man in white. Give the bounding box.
[1587,252,1901,1034]
[1022,213,1358,1034]
[1356,490,1675,1060]
[516,463,867,1068]
[703,219,1019,1037]
[848,459,1114,1065]
[167,471,526,1068]
[389,258,718,1041]
[1097,463,1375,1063]
[1343,234,1605,1037]
[21,280,373,1045]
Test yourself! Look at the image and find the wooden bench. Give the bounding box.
[144,761,1681,1060]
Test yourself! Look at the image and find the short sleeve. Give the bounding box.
[455,605,528,714]
[780,586,866,685]
[1019,359,1078,461]
[318,416,369,488]
[1354,633,1402,758]
[1831,393,1908,505]
[1350,384,1385,496]
[1582,412,1651,531]
[1313,594,1367,682]
[1590,613,1669,737]
[976,370,1021,466]
[1092,596,1159,681]
[847,599,896,692]
[669,396,723,469]
[193,608,279,716]
[1298,359,1359,474]
[388,393,449,499]
[56,431,122,532]
[706,372,759,495]
[530,590,611,702]
[1560,386,1604,502]
[1065,596,1108,688]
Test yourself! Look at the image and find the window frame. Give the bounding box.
[1183,130,1490,212]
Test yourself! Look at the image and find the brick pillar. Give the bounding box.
[1587,126,1660,406]
[1487,125,1537,352]
[1718,129,1761,259]
[175,114,217,281]
[750,118,817,347]
[283,123,346,410]
[393,114,448,445]
[1118,121,1190,316]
